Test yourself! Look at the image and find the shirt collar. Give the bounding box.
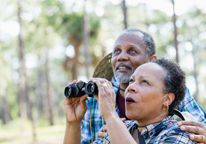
[111,76,120,87]
[141,116,172,139]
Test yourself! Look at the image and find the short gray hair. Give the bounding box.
[123,28,156,57]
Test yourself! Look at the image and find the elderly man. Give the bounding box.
[64,29,206,144]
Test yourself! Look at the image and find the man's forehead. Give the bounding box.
[118,31,144,40]
[114,32,145,46]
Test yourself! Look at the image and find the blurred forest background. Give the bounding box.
[0,0,206,143]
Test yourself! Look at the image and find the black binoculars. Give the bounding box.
[64,81,98,98]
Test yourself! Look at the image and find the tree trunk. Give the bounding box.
[46,51,54,125]
[83,0,90,79]
[191,46,199,102]
[72,48,78,80]
[25,81,36,141]
[172,0,179,63]
[122,0,128,29]
[36,57,44,118]
[18,0,36,139]
[18,0,26,119]
[2,94,10,124]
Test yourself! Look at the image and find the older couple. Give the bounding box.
[64,29,206,144]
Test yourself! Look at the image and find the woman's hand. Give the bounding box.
[178,121,206,144]
[64,80,88,124]
[90,78,117,119]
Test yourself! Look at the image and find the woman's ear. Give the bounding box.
[149,55,157,61]
[164,93,175,106]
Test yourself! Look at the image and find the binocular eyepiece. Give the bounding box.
[64,81,98,98]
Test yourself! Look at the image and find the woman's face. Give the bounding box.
[125,63,167,123]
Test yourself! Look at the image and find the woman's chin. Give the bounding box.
[126,111,138,120]
[126,107,141,119]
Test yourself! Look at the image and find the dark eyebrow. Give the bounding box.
[131,75,135,79]
[139,76,143,79]
[138,75,151,80]
[114,45,120,48]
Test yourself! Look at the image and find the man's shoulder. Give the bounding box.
[179,87,206,123]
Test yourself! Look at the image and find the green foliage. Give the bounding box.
[0,1,206,142]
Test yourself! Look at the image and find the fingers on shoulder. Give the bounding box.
[181,125,205,135]
[190,134,206,143]
[180,121,204,127]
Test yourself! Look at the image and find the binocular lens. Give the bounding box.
[64,87,71,97]
[64,84,79,97]
[67,88,72,96]
[87,84,94,93]
[91,85,94,92]
[85,81,98,95]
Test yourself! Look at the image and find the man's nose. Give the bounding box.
[117,51,128,61]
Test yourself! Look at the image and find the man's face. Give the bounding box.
[111,32,150,84]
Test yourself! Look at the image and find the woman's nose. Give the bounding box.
[127,84,137,93]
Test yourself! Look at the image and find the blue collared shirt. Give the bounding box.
[81,77,206,144]
[93,116,195,144]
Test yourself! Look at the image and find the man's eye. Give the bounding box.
[130,49,137,54]
[114,49,120,54]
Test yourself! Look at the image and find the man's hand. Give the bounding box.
[96,125,107,139]
[178,121,206,144]
[96,118,126,139]
[64,80,88,124]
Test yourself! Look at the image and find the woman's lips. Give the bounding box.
[126,97,135,105]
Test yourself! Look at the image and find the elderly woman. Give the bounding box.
[64,58,195,144]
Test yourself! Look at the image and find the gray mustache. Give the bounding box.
[115,63,133,71]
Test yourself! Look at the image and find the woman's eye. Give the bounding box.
[129,79,134,83]
[141,80,149,85]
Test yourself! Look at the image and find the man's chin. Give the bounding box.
[115,73,131,83]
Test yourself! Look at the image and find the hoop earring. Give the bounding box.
[163,103,169,111]
[163,105,166,111]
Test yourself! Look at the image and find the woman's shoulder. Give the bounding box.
[156,117,196,143]
[157,127,195,143]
